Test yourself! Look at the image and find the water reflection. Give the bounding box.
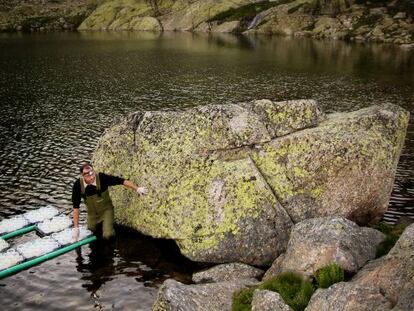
[0,32,413,309]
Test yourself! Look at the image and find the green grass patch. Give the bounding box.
[373,220,410,258]
[315,263,345,289]
[232,272,314,311]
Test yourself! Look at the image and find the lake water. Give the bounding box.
[0,32,413,310]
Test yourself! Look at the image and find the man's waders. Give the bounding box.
[80,173,115,239]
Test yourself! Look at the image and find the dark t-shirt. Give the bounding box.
[72,173,125,209]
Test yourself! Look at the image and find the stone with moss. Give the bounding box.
[252,104,409,224]
[93,100,408,265]
[306,223,414,310]
[264,217,384,278]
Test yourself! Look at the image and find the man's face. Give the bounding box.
[82,167,96,184]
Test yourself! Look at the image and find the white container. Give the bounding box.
[0,238,9,252]
[37,215,72,235]
[23,206,59,224]
[15,236,60,260]
[0,216,29,235]
[0,249,24,271]
[51,227,93,246]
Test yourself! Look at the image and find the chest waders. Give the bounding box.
[80,173,115,239]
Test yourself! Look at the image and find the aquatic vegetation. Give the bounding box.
[315,263,345,288]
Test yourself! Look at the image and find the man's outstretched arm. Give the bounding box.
[123,180,148,195]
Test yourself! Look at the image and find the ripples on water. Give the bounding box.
[0,32,413,309]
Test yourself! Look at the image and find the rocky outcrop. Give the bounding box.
[305,223,414,310]
[263,217,384,279]
[152,278,257,311]
[2,1,413,45]
[249,1,414,45]
[93,100,408,265]
[192,263,264,284]
[0,0,95,32]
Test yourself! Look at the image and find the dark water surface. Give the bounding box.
[0,32,413,310]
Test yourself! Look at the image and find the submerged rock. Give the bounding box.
[264,217,384,278]
[93,100,408,265]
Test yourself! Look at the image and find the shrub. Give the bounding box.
[260,272,314,311]
[315,263,345,288]
[232,286,258,311]
[232,272,314,311]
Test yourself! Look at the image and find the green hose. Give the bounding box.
[0,235,97,279]
[1,225,37,240]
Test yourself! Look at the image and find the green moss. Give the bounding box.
[373,221,410,258]
[232,272,315,311]
[315,263,345,288]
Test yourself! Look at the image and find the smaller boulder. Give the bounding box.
[265,217,384,278]
[192,263,264,284]
[251,289,293,311]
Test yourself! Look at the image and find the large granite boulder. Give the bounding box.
[93,100,408,265]
[152,278,257,311]
[305,223,414,310]
[264,217,384,278]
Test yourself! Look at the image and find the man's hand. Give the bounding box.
[72,227,80,241]
[136,186,148,196]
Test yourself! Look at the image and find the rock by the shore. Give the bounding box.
[305,223,414,310]
[152,278,257,311]
[1,1,413,45]
[192,263,264,284]
[252,289,293,311]
[93,100,408,265]
[264,217,384,278]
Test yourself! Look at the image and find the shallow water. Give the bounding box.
[0,32,413,309]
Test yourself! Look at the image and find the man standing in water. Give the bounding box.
[72,163,148,239]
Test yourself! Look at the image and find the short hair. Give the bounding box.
[79,163,93,173]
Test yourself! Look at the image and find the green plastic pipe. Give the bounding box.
[1,225,37,240]
[0,235,97,279]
